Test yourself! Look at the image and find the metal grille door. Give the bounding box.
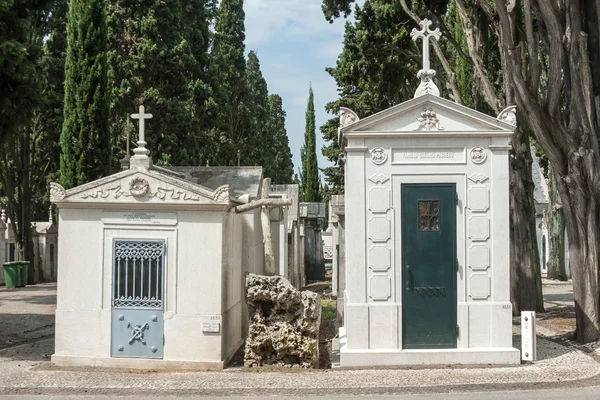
[111,239,165,359]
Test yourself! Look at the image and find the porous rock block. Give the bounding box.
[244,273,321,368]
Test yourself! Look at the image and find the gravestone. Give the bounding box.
[299,202,326,282]
[338,19,520,366]
[50,106,247,370]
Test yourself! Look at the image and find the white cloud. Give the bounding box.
[244,0,344,46]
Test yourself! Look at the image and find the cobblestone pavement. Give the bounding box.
[1,283,599,397]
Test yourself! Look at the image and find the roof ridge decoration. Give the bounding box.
[340,107,360,128]
[497,105,517,127]
[411,19,441,99]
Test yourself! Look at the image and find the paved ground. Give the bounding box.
[1,280,597,398]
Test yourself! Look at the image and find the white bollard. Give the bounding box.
[521,311,537,361]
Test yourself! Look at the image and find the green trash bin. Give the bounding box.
[3,262,21,289]
[18,261,29,287]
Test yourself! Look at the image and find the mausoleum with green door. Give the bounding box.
[337,19,520,366]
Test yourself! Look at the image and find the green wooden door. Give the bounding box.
[402,184,457,349]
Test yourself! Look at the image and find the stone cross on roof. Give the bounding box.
[410,19,442,98]
[130,105,153,168]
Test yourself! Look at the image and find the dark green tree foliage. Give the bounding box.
[244,51,269,167]
[60,0,110,188]
[108,0,215,167]
[267,94,294,184]
[0,0,45,142]
[34,0,67,192]
[209,0,248,166]
[320,0,419,195]
[0,0,54,282]
[301,85,320,202]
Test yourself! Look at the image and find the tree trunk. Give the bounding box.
[557,168,600,343]
[547,168,567,281]
[509,123,544,314]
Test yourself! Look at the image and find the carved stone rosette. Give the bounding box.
[470,147,487,164]
[129,177,150,197]
[371,148,388,165]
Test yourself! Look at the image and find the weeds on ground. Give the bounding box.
[321,298,337,322]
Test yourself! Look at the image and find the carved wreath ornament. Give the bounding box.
[129,177,150,197]
[371,147,388,165]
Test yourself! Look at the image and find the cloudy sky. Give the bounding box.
[244,0,354,177]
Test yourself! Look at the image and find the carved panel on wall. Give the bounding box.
[368,246,391,272]
[468,216,490,241]
[369,187,390,213]
[468,173,489,184]
[368,173,390,184]
[468,244,490,271]
[468,187,490,212]
[369,216,391,243]
[369,275,391,301]
[469,274,491,300]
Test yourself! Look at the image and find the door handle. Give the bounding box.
[405,264,412,292]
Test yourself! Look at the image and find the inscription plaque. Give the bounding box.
[103,211,178,226]
[391,147,466,164]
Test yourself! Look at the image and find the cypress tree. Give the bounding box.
[107,0,215,167]
[244,51,269,168]
[60,0,110,188]
[301,85,320,202]
[209,0,248,166]
[267,94,294,184]
[0,0,45,143]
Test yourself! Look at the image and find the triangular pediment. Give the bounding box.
[50,167,236,207]
[341,95,515,135]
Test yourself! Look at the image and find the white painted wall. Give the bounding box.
[340,96,519,366]
[53,206,243,368]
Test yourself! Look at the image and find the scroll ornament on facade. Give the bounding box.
[414,108,444,131]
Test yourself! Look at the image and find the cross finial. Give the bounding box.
[410,19,442,98]
[131,105,153,144]
[130,105,153,168]
[410,19,441,71]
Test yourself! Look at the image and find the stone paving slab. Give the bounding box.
[0,335,599,393]
[1,283,599,396]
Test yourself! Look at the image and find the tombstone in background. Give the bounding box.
[299,202,326,282]
[531,151,550,275]
[338,20,519,366]
[0,211,6,285]
[50,106,246,369]
[329,195,345,323]
[322,223,333,279]
[32,209,59,282]
[270,184,301,288]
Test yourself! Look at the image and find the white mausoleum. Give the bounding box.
[338,20,520,366]
[50,107,246,369]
